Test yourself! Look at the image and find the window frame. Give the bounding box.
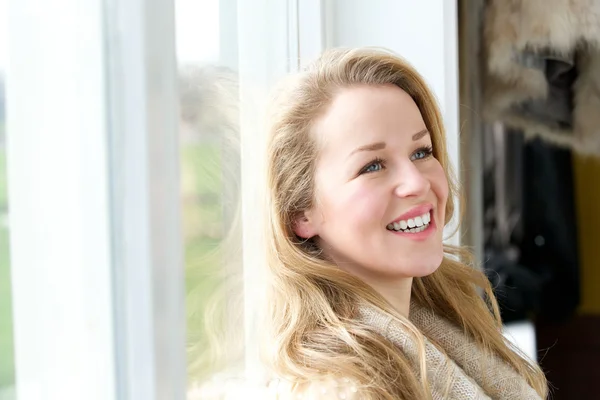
[7,0,186,398]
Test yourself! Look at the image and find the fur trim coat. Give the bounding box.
[483,0,600,156]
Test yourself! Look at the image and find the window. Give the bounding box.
[5,0,300,397]
[4,1,462,398]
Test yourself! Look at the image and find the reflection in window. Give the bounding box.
[180,64,243,381]
[176,0,244,386]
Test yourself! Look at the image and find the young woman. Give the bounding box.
[262,47,548,399]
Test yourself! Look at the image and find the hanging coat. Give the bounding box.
[483,0,600,156]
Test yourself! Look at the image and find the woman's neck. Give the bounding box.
[368,276,413,317]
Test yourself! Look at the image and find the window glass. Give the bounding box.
[176,0,245,387]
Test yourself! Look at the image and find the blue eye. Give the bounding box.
[360,158,385,175]
[411,146,433,161]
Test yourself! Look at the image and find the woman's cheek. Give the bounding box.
[346,183,387,220]
[429,162,449,221]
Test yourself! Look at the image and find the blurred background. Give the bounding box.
[1,1,600,399]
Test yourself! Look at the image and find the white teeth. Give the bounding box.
[386,211,432,233]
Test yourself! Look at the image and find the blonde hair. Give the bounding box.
[264,47,547,399]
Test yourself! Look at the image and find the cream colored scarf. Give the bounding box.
[357,303,542,400]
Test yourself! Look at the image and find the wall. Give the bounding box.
[575,155,600,314]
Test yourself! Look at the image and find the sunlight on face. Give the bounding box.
[296,84,448,285]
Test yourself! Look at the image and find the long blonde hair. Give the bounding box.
[264,47,547,399]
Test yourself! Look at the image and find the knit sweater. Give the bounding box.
[192,303,542,399]
[355,303,542,399]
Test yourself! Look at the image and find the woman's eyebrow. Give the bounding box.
[412,129,429,141]
[348,129,429,158]
[348,141,386,158]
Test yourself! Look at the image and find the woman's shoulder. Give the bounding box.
[188,375,363,400]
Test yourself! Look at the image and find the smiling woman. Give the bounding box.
[291,83,448,318]
[262,47,548,399]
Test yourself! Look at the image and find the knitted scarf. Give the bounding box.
[357,303,542,400]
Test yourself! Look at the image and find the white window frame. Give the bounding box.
[104,0,186,398]
[7,0,185,399]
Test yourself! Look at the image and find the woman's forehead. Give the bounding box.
[311,85,427,156]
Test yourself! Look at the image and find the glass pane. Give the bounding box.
[176,0,245,390]
[0,1,15,397]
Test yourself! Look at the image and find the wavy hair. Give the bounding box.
[263,47,547,399]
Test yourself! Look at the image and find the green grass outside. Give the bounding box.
[0,149,14,390]
[181,143,234,379]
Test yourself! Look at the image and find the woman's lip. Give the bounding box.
[389,203,434,224]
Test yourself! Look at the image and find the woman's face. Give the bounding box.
[294,84,448,284]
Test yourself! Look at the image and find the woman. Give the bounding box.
[263,47,548,399]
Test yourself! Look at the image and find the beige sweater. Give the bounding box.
[192,304,542,399]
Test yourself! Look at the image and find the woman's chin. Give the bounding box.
[405,253,444,278]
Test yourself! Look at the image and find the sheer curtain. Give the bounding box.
[177,0,299,391]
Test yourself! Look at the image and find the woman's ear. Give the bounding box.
[293,211,318,239]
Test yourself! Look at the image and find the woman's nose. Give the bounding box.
[393,162,431,198]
